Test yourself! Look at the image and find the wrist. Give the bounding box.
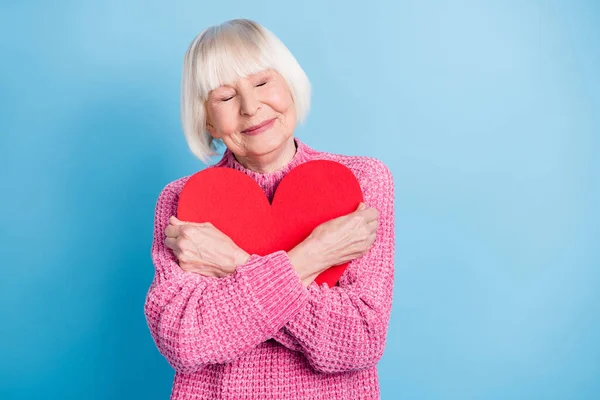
[288,235,326,280]
[231,248,251,270]
[300,270,320,288]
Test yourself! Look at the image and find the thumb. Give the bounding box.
[357,202,366,211]
[170,215,184,225]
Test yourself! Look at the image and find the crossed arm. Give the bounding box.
[144,160,395,374]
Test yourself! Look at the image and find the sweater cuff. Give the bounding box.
[235,250,309,335]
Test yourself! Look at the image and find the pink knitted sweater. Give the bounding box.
[144,136,395,400]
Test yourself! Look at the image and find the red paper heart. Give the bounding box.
[177,160,363,287]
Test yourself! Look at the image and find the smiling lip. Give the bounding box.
[242,118,276,135]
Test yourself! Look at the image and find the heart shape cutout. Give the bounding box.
[177,160,363,287]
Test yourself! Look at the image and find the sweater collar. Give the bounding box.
[221,136,313,182]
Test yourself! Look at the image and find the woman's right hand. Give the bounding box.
[311,201,379,267]
[288,202,379,286]
[165,216,250,278]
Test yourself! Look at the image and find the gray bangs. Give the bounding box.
[192,20,277,98]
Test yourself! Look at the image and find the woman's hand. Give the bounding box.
[288,202,379,286]
[164,216,250,277]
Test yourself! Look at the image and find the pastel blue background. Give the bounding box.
[1,0,598,399]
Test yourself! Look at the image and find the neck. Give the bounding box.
[233,137,297,173]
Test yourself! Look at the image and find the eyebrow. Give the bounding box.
[251,69,272,79]
[211,70,272,95]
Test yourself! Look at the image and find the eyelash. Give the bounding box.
[220,81,268,102]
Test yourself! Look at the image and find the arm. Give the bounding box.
[144,182,310,374]
[269,159,396,373]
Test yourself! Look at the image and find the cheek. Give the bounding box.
[210,106,238,132]
[267,86,294,114]
[271,90,296,133]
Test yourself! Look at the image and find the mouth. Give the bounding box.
[242,118,276,134]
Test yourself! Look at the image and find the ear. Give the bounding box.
[204,101,216,135]
[205,115,216,136]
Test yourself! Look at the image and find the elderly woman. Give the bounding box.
[144,19,395,400]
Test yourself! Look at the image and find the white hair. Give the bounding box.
[180,19,312,163]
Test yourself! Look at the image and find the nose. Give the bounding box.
[239,87,260,116]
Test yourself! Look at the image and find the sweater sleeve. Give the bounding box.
[269,159,396,374]
[143,182,310,375]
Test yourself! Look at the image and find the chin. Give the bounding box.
[244,130,290,154]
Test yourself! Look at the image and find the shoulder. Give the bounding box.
[156,175,191,200]
[312,150,394,193]
[155,162,224,200]
[308,149,395,214]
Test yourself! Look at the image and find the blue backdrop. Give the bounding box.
[1,1,598,399]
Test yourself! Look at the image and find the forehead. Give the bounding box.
[210,69,275,92]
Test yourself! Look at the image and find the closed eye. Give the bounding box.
[256,81,267,87]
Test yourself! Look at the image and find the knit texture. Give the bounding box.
[144,137,395,400]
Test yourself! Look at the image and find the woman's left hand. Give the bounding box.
[164,216,250,277]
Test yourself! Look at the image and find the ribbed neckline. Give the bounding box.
[221,136,313,183]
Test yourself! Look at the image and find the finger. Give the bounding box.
[183,264,220,278]
[170,215,186,225]
[193,269,219,277]
[364,207,379,222]
[355,207,378,222]
[171,215,209,229]
[367,219,379,231]
[353,204,368,216]
[164,224,179,238]
[164,237,178,250]
[169,215,194,226]
[199,270,221,278]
